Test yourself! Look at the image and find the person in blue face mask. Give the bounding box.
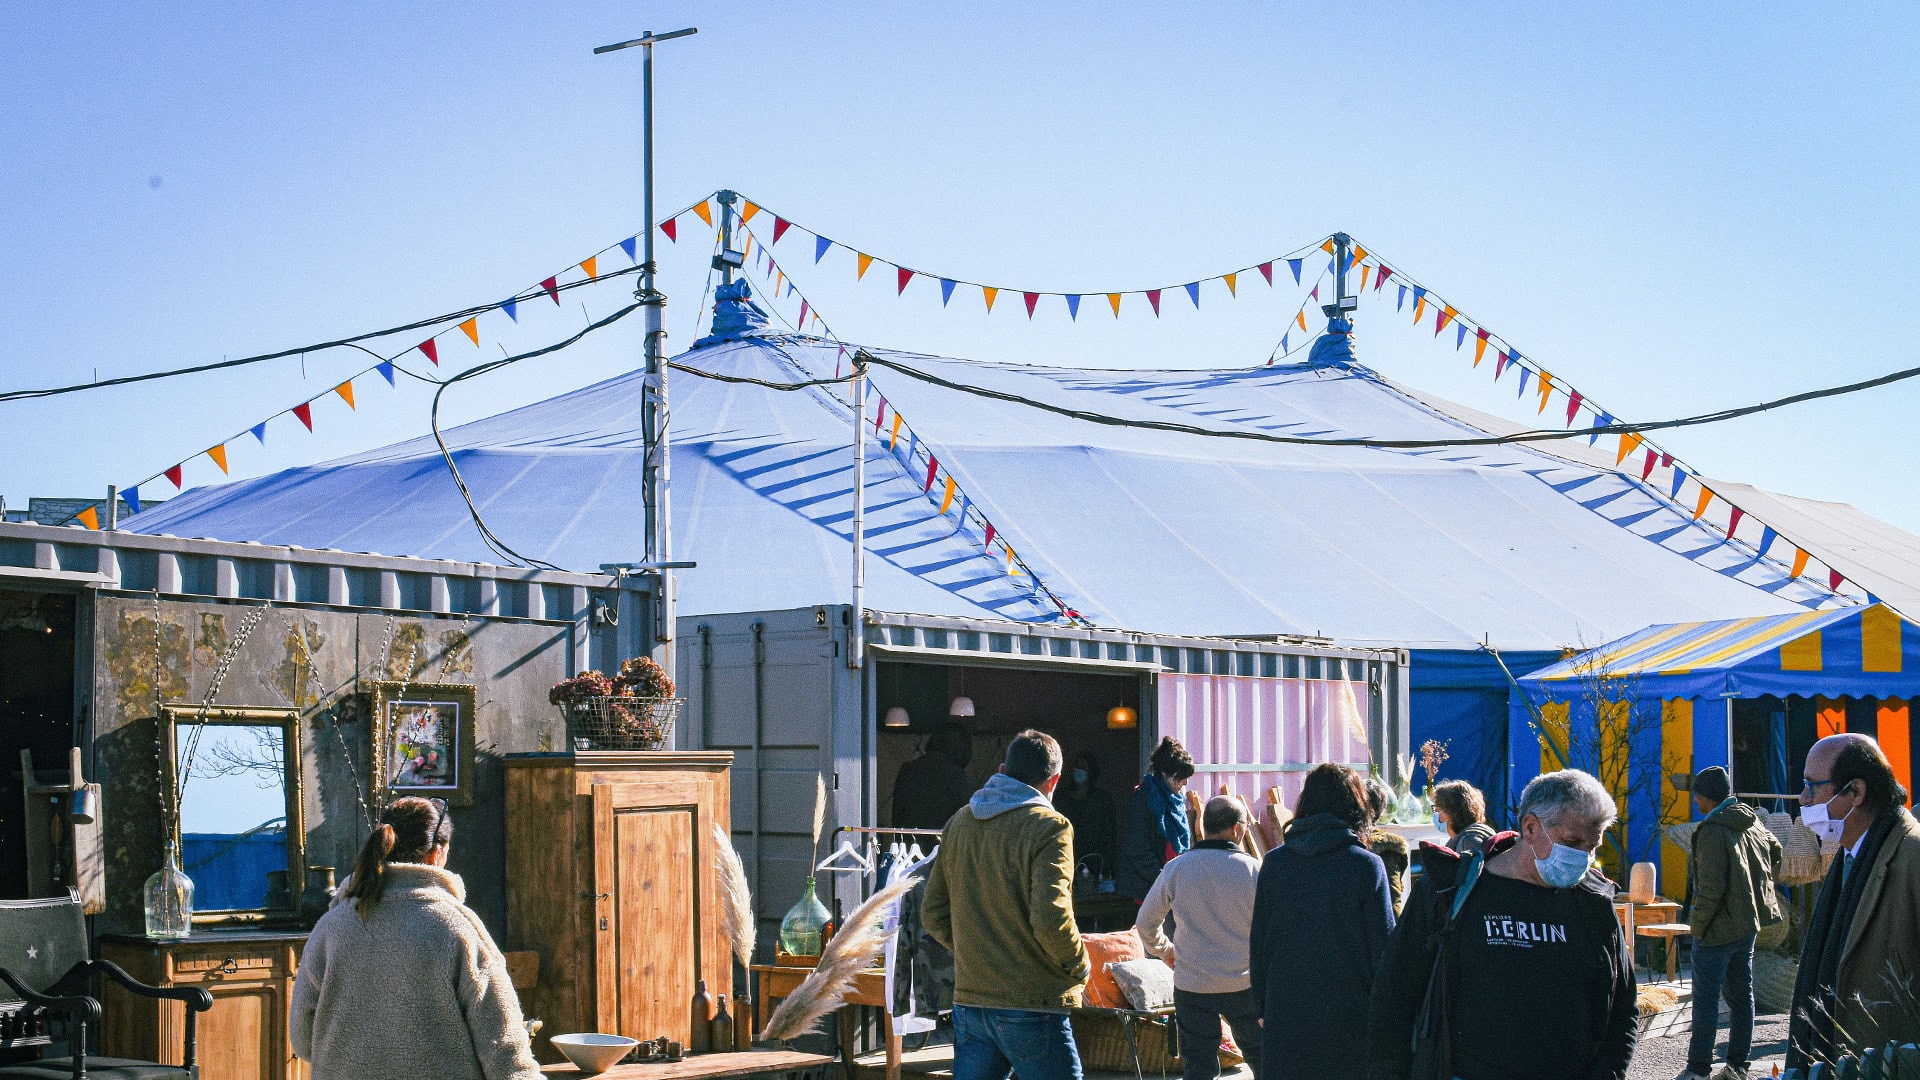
[1364,769,1639,1080]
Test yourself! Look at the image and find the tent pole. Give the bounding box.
[1332,232,1351,310]
[849,372,867,670]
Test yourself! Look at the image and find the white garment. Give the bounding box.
[883,846,940,1034]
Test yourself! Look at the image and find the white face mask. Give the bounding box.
[1800,790,1854,844]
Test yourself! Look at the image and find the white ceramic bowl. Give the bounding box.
[551,1033,639,1075]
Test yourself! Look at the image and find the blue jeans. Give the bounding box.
[952,1005,1083,1080]
[1173,988,1261,1080]
[1687,934,1757,1075]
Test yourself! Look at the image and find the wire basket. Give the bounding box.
[562,696,681,751]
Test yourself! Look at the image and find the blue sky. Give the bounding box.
[4,3,1919,539]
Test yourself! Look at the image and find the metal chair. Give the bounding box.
[0,891,211,1080]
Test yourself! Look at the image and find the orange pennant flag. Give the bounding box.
[1321,239,1336,255]
[740,201,760,223]
[1473,335,1489,365]
[741,233,753,260]
[1223,273,1238,297]
[1693,486,1714,520]
[1359,265,1372,292]
[1536,373,1555,414]
[580,256,598,281]
[692,201,713,226]
[1790,548,1810,578]
[1413,295,1427,321]
[983,287,998,312]
[1615,432,1643,465]
[77,505,100,530]
[335,381,355,410]
[1352,245,1368,264]
[856,253,874,279]
[1107,293,1122,317]
[208,444,229,474]
[889,413,902,449]
[940,476,956,514]
[775,270,785,294]
[1296,309,1308,332]
[459,317,479,346]
[1007,547,1020,575]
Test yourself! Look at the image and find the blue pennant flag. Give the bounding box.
[377,362,395,386]
[251,422,268,444]
[905,431,918,466]
[1397,284,1407,311]
[1184,282,1201,308]
[1670,468,1688,500]
[1588,412,1612,446]
[1867,591,1882,604]
[123,487,140,516]
[1516,368,1532,398]
[815,235,832,264]
[502,298,518,322]
[956,494,971,523]
[940,279,956,306]
[1288,259,1303,284]
[1456,322,1468,349]
[1066,294,1080,320]
[1280,332,1289,354]
[620,237,638,262]
[1758,526,1778,557]
[1412,287,1428,310]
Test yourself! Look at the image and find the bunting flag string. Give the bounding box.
[1357,238,1860,602]
[730,193,1332,324]
[84,193,728,528]
[738,216,1088,625]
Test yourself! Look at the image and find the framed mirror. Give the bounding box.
[160,704,304,922]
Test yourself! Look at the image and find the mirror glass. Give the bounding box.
[176,723,291,911]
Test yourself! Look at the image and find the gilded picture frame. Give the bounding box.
[370,681,478,809]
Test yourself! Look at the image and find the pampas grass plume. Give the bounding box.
[759,876,916,1043]
[712,823,756,970]
[811,773,829,857]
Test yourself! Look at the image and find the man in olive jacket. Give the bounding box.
[1682,766,1783,1080]
[925,729,1090,1080]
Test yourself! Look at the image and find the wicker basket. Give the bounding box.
[562,696,681,751]
[1069,1010,1244,1077]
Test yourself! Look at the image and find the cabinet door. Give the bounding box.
[195,979,292,1080]
[592,780,711,1044]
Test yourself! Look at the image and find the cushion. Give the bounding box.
[1080,929,1144,1009]
[0,1057,190,1080]
[1109,957,1176,1012]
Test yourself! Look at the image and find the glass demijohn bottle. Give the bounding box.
[778,877,831,958]
[144,838,194,939]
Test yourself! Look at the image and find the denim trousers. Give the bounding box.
[952,1005,1083,1080]
[1173,987,1262,1080]
[1687,934,1757,1074]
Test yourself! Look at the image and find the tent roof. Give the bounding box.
[126,303,1857,650]
[1517,603,1919,701]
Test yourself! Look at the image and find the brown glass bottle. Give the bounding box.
[689,979,717,1053]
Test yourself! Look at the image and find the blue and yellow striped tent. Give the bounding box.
[1510,604,1918,892]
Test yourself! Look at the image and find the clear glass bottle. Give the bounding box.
[778,877,830,958]
[144,839,194,939]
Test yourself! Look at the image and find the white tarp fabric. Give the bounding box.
[127,322,1845,649]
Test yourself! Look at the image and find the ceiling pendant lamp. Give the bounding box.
[1106,704,1138,731]
[948,696,975,718]
[883,706,910,729]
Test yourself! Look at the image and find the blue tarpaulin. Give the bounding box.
[1410,647,1559,823]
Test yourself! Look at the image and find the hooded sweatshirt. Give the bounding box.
[923,774,1090,1011]
[291,863,540,1080]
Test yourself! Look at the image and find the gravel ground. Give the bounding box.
[1628,1007,1792,1080]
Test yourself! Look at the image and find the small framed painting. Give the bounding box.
[370,681,477,808]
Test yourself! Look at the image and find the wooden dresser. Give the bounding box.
[99,929,308,1080]
[505,752,733,1060]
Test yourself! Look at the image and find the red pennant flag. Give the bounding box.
[541,277,560,304]
[874,399,886,432]
[1565,391,1584,426]
[983,523,996,550]
[1641,449,1658,481]
[773,218,792,244]
[1375,266,1393,290]
[293,402,314,431]
[1147,290,1162,316]
[1829,569,1845,591]
[1660,453,1674,468]
[799,300,810,326]
[1727,507,1745,537]
[925,457,939,492]
[1257,262,1274,285]
[419,339,439,365]
[660,218,677,242]
[1024,292,1040,317]
[164,464,184,489]
[897,267,913,295]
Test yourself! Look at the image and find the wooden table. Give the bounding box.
[752,965,898,1080]
[543,1049,834,1079]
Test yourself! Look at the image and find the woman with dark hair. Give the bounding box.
[1248,763,1394,1080]
[292,797,540,1080]
[1118,736,1196,900]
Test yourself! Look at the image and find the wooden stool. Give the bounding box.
[1636,923,1691,983]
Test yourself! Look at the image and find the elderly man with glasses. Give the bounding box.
[1786,732,1920,1071]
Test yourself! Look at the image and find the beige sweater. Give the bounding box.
[291,863,540,1080]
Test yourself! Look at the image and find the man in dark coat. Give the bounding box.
[892,723,974,831]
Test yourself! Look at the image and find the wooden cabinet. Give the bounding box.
[506,752,732,1059]
[99,930,307,1080]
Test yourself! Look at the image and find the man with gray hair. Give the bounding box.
[1365,768,1638,1080]
[1136,795,1262,1080]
